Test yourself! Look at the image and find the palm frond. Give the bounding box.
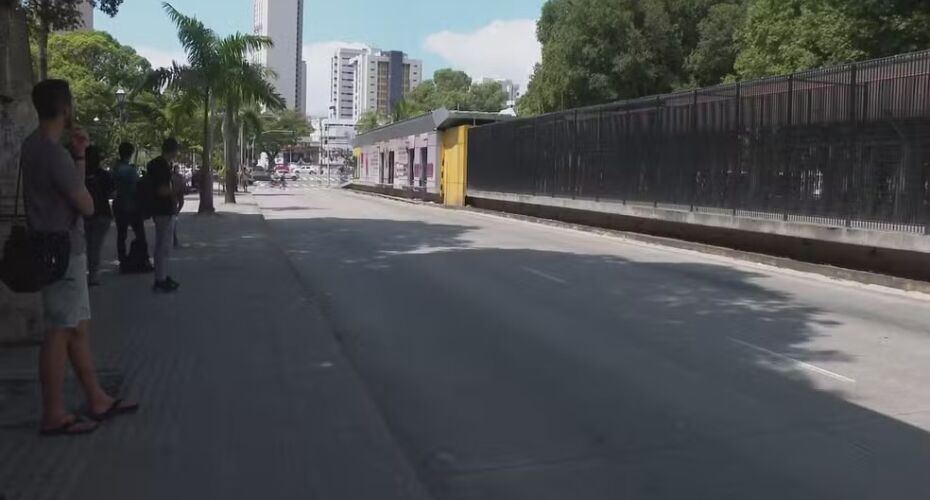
[218,33,274,62]
[162,2,218,70]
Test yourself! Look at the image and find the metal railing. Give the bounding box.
[469,51,930,234]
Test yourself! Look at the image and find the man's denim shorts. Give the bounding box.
[41,254,91,330]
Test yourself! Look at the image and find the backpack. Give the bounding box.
[136,173,155,220]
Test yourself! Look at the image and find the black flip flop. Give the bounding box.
[89,399,140,422]
[39,417,99,437]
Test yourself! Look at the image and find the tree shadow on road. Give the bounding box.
[262,215,930,500]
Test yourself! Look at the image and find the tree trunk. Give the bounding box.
[198,91,215,214]
[36,19,48,81]
[1,0,43,343]
[222,110,238,203]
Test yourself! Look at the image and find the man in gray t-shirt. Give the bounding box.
[21,128,86,256]
[23,80,138,436]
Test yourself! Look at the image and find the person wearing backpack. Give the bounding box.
[82,145,114,286]
[112,142,150,273]
[20,80,138,436]
[147,138,181,293]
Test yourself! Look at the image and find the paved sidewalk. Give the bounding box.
[0,195,430,500]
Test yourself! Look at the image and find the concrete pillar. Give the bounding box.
[0,0,42,344]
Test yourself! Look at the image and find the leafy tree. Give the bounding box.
[684,2,747,86]
[356,110,388,134]
[734,0,863,78]
[257,109,311,166]
[23,0,124,80]
[520,0,685,115]
[150,2,284,209]
[466,80,508,112]
[735,0,930,79]
[40,30,151,155]
[404,68,508,113]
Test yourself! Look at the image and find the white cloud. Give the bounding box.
[424,19,540,89]
[303,40,368,117]
[135,46,186,70]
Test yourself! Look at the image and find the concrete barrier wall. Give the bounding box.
[468,190,930,282]
[348,183,442,204]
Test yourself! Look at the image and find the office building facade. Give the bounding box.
[330,47,366,120]
[351,49,422,121]
[252,0,307,112]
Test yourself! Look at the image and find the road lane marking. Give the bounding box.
[521,266,568,284]
[728,338,856,384]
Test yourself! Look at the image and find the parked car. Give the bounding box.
[294,166,316,176]
[274,165,298,181]
[251,167,272,182]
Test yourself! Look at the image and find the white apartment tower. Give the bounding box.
[330,47,366,120]
[350,49,422,121]
[252,0,307,113]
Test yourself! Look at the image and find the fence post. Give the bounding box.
[733,82,741,217]
[572,109,578,199]
[845,63,858,228]
[691,89,698,212]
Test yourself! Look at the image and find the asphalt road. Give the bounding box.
[256,187,930,500]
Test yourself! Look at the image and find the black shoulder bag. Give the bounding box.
[0,156,71,293]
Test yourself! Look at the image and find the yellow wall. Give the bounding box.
[440,126,469,207]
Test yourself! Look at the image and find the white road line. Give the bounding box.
[728,338,856,384]
[521,266,568,284]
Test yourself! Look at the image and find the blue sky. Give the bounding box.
[96,0,545,115]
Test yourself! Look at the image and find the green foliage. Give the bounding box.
[520,0,930,115]
[404,68,509,114]
[520,0,688,115]
[24,0,124,79]
[151,2,286,205]
[40,30,151,157]
[734,0,863,78]
[23,0,123,31]
[735,0,930,79]
[356,110,388,134]
[257,109,312,163]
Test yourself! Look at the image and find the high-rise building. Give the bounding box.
[298,61,307,115]
[58,0,93,32]
[350,49,422,121]
[483,78,521,107]
[330,47,367,120]
[77,0,94,30]
[252,0,307,112]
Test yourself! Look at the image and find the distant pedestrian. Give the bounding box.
[112,142,150,272]
[171,164,186,249]
[23,80,138,436]
[147,138,181,292]
[82,145,114,286]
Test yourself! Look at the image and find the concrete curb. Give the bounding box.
[344,187,930,295]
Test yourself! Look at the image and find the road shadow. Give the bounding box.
[262,214,930,500]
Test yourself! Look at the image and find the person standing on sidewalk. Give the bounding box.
[171,164,185,249]
[23,80,138,436]
[147,138,181,292]
[82,145,114,286]
[112,142,149,272]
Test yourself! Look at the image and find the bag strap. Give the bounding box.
[12,152,23,219]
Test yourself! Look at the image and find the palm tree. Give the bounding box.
[214,47,284,202]
[149,2,283,211]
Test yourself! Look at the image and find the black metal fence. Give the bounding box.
[469,51,930,234]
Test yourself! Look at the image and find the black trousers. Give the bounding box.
[115,208,147,263]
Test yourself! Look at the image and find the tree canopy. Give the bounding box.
[257,109,312,165]
[40,30,152,156]
[519,0,930,115]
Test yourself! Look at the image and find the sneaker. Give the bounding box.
[153,280,178,293]
[165,277,181,289]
